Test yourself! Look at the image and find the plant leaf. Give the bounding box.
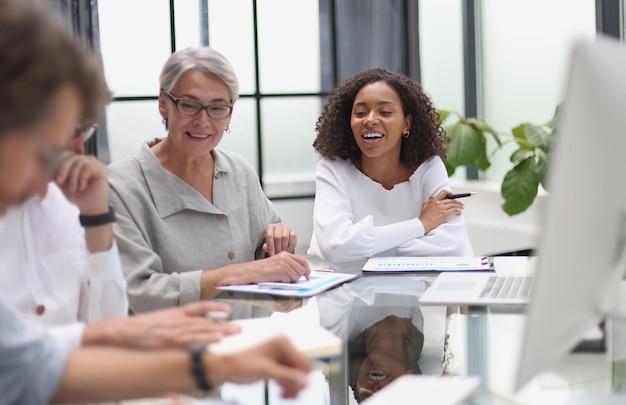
[546,103,563,128]
[445,123,486,168]
[466,118,502,147]
[536,149,550,189]
[511,124,534,150]
[471,148,491,171]
[501,156,542,216]
[511,124,526,138]
[524,124,551,149]
[445,161,456,177]
[510,148,531,163]
[438,110,451,125]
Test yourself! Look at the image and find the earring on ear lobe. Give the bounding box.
[225,126,231,134]
[402,131,410,139]
[162,118,168,130]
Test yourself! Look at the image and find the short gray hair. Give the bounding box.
[159,47,239,102]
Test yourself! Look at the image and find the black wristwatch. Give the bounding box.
[79,206,116,227]
[188,344,212,392]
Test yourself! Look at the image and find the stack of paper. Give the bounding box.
[362,256,493,273]
[208,317,343,360]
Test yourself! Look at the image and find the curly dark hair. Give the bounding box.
[313,68,445,167]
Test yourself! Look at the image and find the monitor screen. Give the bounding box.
[515,35,626,391]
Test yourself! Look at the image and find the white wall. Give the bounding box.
[272,199,315,257]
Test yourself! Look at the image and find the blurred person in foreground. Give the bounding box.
[0,1,310,403]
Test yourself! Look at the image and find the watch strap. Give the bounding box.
[79,205,116,227]
[188,344,212,391]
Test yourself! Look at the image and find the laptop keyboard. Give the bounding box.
[480,275,534,300]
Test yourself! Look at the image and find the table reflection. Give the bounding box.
[316,275,443,403]
[349,314,424,402]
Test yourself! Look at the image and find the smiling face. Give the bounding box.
[350,81,412,163]
[158,69,232,157]
[355,353,410,401]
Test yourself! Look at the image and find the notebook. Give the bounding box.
[362,256,493,273]
[418,256,538,306]
[207,316,343,360]
[361,375,481,405]
[216,270,358,298]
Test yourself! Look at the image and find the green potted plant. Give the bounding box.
[439,106,559,216]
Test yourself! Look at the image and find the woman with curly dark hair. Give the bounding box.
[308,68,468,263]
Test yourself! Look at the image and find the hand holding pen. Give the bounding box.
[444,192,477,200]
[419,190,468,233]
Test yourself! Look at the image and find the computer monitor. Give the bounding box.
[515,36,626,390]
[515,35,626,391]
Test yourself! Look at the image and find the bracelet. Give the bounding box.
[79,206,116,227]
[188,344,212,392]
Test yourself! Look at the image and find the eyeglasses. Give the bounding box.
[163,91,233,119]
[28,135,70,176]
[72,123,98,141]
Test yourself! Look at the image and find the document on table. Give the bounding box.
[216,270,358,297]
[208,317,343,359]
[362,256,494,273]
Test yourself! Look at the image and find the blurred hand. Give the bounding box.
[86,302,241,350]
[247,251,311,283]
[205,335,311,399]
[263,224,297,256]
[419,190,464,234]
[54,152,109,215]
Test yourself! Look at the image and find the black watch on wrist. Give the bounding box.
[79,205,116,227]
[188,344,212,392]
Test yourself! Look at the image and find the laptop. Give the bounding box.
[418,256,538,306]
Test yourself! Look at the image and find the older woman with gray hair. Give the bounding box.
[109,47,310,313]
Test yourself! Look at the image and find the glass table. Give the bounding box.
[209,258,617,405]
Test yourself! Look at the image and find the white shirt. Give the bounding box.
[0,297,71,405]
[308,156,467,263]
[0,183,128,348]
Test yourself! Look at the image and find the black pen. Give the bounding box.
[444,192,476,200]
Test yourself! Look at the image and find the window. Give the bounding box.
[98,0,414,199]
[479,0,596,181]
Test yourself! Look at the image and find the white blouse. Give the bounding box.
[0,183,128,348]
[308,156,467,263]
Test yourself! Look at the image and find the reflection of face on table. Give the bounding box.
[349,314,424,402]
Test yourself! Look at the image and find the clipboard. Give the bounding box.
[216,270,358,297]
[362,256,494,273]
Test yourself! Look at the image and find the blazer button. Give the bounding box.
[214,172,221,179]
[228,251,235,260]
[36,304,46,316]
[216,214,225,221]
